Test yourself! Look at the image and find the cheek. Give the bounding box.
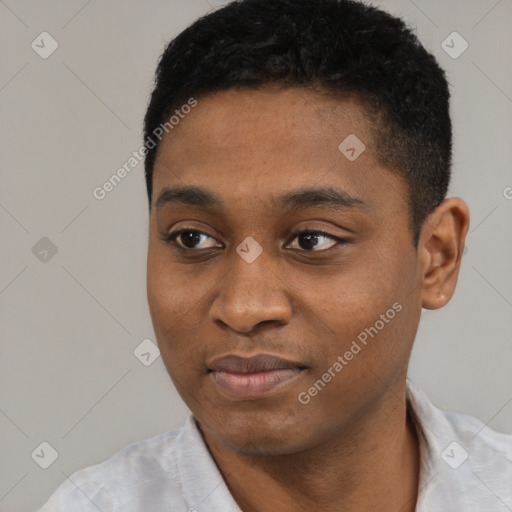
[306,261,398,333]
[302,245,418,372]
[147,249,204,373]
[147,242,206,324]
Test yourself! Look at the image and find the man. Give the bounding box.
[38,0,512,510]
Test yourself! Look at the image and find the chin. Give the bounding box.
[199,408,314,457]
[220,430,305,457]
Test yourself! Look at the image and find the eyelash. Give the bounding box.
[159,228,348,252]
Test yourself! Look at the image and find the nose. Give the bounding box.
[209,247,293,334]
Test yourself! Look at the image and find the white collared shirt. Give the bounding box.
[37,380,512,511]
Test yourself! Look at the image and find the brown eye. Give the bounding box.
[163,229,221,250]
[286,230,346,251]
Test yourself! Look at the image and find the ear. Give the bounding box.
[419,197,470,310]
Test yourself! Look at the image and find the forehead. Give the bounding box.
[156,86,371,164]
[151,86,406,215]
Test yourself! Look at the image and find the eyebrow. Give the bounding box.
[155,185,365,212]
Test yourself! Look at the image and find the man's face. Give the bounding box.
[147,86,424,456]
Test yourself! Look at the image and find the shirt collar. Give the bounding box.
[175,414,242,511]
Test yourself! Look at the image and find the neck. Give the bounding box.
[199,380,420,512]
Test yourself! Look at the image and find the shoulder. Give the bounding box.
[443,407,512,462]
[407,379,512,511]
[408,380,512,462]
[36,421,189,511]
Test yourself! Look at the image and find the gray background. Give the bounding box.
[0,0,511,510]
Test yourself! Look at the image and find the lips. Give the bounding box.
[207,354,307,400]
[208,354,306,373]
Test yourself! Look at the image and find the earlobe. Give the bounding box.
[419,198,470,310]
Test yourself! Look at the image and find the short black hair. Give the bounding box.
[143,0,451,245]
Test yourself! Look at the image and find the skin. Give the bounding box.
[146,85,470,512]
